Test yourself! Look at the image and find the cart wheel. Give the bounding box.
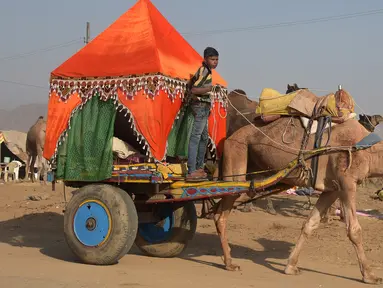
[64,184,138,265]
[135,202,197,258]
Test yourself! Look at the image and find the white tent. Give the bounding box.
[0,130,28,163]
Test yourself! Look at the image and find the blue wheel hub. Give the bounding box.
[138,205,175,244]
[73,201,111,247]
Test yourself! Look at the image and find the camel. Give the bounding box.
[359,114,383,132]
[25,116,48,184]
[200,89,277,218]
[202,86,383,219]
[211,88,383,284]
[286,83,383,221]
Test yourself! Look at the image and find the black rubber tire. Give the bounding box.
[135,202,197,258]
[64,184,138,265]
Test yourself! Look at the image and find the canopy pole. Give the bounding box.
[0,132,3,163]
[84,22,90,44]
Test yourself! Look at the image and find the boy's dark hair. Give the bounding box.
[204,47,219,58]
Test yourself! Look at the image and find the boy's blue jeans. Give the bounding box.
[187,102,211,174]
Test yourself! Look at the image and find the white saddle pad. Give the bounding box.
[300,113,356,134]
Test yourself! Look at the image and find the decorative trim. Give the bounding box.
[181,186,246,198]
[49,74,228,109]
[48,74,228,164]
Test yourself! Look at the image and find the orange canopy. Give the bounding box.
[45,0,228,163]
[51,0,226,86]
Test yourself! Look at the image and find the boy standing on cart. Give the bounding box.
[186,47,219,182]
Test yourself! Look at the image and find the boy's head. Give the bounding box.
[203,47,219,69]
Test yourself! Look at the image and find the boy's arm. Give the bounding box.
[190,66,212,95]
[191,86,212,95]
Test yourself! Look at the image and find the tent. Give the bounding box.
[0,130,27,163]
[44,0,229,182]
[0,131,28,179]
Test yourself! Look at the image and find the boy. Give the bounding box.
[186,47,219,181]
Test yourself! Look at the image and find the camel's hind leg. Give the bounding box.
[339,181,382,284]
[285,190,339,275]
[37,152,47,185]
[24,154,31,181]
[266,197,277,215]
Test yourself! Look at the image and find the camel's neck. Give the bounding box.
[367,142,383,178]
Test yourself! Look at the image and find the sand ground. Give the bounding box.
[0,181,381,288]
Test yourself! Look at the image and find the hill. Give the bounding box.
[1,102,382,139]
[0,103,47,132]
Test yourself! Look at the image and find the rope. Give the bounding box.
[226,86,332,102]
[227,86,380,133]
[282,117,297,144]
[223,94,354,152]
[155,85,371,179]
[346,148,353,171]
[211,85,227,119]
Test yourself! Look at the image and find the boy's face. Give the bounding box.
[205,56,219,69]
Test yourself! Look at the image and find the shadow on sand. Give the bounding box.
[0,211,360,283]
[247,196,315,218]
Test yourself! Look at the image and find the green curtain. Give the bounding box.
[56,95,116,181]
[167,104,195,159]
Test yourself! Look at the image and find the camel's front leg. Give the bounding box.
[216,138,247,270]
[214,195,240,271]
[285,190,338,275]
[339,182,382,284]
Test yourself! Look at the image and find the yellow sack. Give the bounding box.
[321,94,338,117]
[256,88,298,115]
[256,87,356,119]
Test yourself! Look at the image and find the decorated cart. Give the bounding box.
[43,0,340,265]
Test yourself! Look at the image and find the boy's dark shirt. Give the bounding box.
[188,62,212,104]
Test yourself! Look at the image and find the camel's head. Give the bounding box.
[358,114,383,132]
[32,116,46,131]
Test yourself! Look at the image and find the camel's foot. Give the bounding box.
[363,275,383,285]
[225,262,241,271]
[266,205,277,215]
[238,203,255,213]
[321,216,333,224]
[284,265,301,276]
[199,212,214,220]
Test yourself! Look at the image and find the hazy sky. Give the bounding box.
[0,0,382,117]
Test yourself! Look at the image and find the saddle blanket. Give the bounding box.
[300,113,356,134]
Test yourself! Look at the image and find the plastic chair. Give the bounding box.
[3,161,20,182]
